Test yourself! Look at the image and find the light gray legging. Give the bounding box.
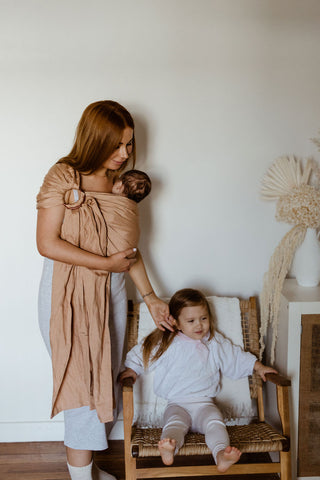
[38,258,127,450]
[161,399,229,463]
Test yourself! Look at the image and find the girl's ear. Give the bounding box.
[172,318,181,330]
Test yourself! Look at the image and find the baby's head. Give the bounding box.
[169,288,215,341]
[112,169,152,203]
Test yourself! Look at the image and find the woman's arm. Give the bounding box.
[37,205,137,272]
[128,250,173,331]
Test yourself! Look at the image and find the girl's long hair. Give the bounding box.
[58,100,136,174]
[142,288,215,368]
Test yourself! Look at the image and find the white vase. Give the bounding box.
[292,228,320,287]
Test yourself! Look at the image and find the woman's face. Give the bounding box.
[99,127,134,173]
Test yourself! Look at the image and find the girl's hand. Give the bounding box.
[254,361,278,382]
[144,294,174,332]
[118,368,138,384]
[105,248,137,272]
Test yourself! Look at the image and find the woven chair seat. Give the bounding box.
[131,422,289,457]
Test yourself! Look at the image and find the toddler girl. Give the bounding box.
[119,288,277,472]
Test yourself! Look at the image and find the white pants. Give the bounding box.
[38,258,127,450]
[161,399,229,463]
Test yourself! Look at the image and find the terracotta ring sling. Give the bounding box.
[37,163,140,423]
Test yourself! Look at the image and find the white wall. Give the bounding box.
[1,0,320,442]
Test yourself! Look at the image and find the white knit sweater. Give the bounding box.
[125,331,257,403]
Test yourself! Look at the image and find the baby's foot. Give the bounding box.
[158,438,176,465]
[216,446,241,472]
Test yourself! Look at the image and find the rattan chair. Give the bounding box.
[122,297,291,479]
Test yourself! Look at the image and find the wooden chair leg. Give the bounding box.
[276,384,292,480]
[123,381,136,480]
[280,451,292,480]
[124,452,136,480]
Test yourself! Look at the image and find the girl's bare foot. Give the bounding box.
[216,446,241,472]
[158,438,176,465]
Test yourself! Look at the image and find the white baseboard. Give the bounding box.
[0,421,64,442]
[0,418,124,443]
[298,477,320,480]
[108,420,124,440]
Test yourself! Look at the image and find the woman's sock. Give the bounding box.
[67,461,93,479]
[92,462,117,480]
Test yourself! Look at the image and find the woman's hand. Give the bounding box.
[37,205,138,271]
[254,361,278,382]
[104,248,137,273]
[118,368,138,384]
[144,294,175,332]
[127,251,174,331]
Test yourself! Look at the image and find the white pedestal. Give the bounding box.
[265,278,320,480]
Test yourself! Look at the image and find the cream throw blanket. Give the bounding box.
[133,296,255,427]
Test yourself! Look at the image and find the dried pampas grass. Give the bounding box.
[260,155,320,364]
[261,156,303,201]
[276,185,320,228]
[260,225,307,364]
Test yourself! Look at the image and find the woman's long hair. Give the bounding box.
[142,288,215,368]
[58,100,135,174]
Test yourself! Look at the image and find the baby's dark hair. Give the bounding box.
[142,288,215,368]
[120,169,152,203]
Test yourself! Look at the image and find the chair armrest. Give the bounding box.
[264,373,291,438]
[121,377,134,391]
[265,372,291,387]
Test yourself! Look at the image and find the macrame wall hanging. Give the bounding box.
[259,144,320,364]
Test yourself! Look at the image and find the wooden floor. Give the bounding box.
[0,441,279,480]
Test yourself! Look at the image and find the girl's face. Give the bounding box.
[176,304,210,340]
[95,127,134,175]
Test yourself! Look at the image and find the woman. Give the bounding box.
[36,100,172,480]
